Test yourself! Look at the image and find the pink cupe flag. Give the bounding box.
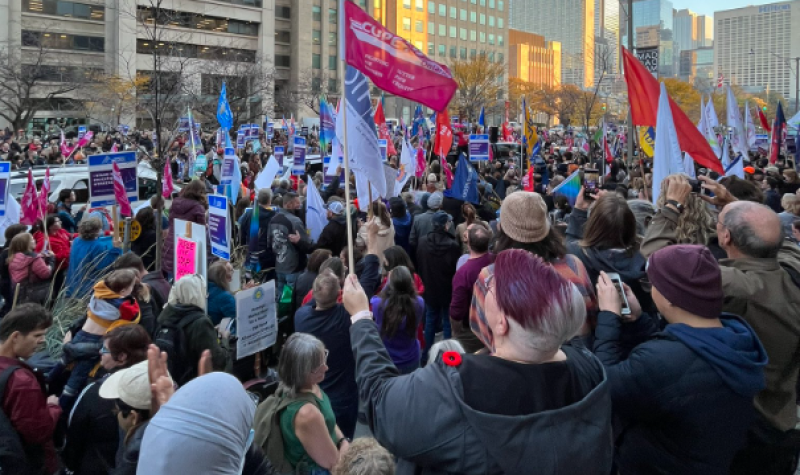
[76,131,94,149]
[20,169,40,225]
[162,159,173,198]
[415,146,426,178]
[112,162,132,217]
[444,163,454,188]
[39,168,50,215]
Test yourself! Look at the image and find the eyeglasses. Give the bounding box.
[100,345,111,355]
[312,350,330,373]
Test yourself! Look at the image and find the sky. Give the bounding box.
[670,0,777,17]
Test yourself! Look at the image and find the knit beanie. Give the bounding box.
[499,191,550,243]
[647,245,723,319]
[427,192,444,210]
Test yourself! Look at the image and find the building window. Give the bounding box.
[488,0,494,7]
[479,0,484,5]
[428,42,434,55]
[414,40,423,50]
[328,78,338,92]
[460,8,466,20]
[312,53,321,69]
[449,6,456,17]
[428,0,434,12]
[439,24,446,36]
[276,30,291,43]
[460,47,466,59]
[498,18,503,29]
[438,3,445,15]
[329,31,336,44]
[498,0,503,10]
[479,32,485,43]
[470,48,476,59]
[479,13,485,24]
[276,5,291,18]
[428,21,434,34]
[439,44,445,56]
[23,30,104,52]
[488,51,495,62]
[312,29,321,44]
[498,34,503,46]
[470,30,476,41]
[498,53,503,63]
[403,0,410,8]
[275,55,291,67]
[329,8,337,23]
[459,28,466,40]
[312,5,321,20]
[489,15,494,27]
[22,0,105,20]
[488,33,494,45]
[450,45,456,58]
[470,11,476,22]
[358,0,366,7]
[449,25,456,37]
[416,0,423,11]
[470,0,476,5]
[403,17,411,30]
[312,77,322,92]
[329,55,337,70]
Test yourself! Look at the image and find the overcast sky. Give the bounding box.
[670,0,777,17]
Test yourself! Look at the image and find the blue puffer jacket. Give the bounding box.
[207,281,236,329]
[594,311,768,475]
[64,237,121,299]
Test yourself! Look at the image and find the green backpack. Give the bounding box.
[253,386,318,475]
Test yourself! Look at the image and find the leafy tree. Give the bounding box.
[449,55,506,122]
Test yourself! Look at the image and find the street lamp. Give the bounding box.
[749,48,800,114]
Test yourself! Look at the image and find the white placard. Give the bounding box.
[174,218,207,281]
[236,280,278,359]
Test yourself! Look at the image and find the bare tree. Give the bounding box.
[576,44,613,133]
[449,55,506,123]
[274,69,337,116]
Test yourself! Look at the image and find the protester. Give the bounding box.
[65,217,122,299]
[131,207,159,270]
[207,260,238,328]
[272,191,314,291]
[415,210,461,360]
[764,177,783,213]
[32,215,72,272]
[0,224,28,317]
[332,438,395,475]
[0,303,60,474]
[357,201,395,262]
[454,203,489,254]
[8,232,55,298]
[56,189,86,234]
[294,249,332,310]
[343,249,612,474]
[254,333,350,474]
[594,245,767,474]
[449,226,494,353]
[62,325,151,475]
[313,201,352,257]
[409,191,448,251]
[389,197,413,254]
[240,189,279,279]
[370,266,424,373]
[155,274,230,385]
[778,193,800,243]
[162,180,209,277]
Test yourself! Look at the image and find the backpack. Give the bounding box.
[153,312,203,386]
[252,387,319,475]
[0,366,32,475]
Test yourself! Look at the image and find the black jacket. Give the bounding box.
[240,206,279,272]
[416,230,461,308]
[131,229,158,271]
[62,379,119,475]
[111,421,148,475]
[594,311,768,475]
[313,215,352,257]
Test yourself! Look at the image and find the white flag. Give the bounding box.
[721,138,731,169]
[726,86,748,158]
[395,137,417,196]
[255,155,281,190]
[704,98,722,157]
[744,102,757,148]
[305,180,328,243]
[653,82,684,206]
[683,153,697,178]
[355,171,381,211]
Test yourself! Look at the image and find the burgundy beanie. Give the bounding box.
[647,245,723,319]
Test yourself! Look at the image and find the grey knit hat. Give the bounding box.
[499,191,550,243]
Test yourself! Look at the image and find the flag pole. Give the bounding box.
[339,61,355,273]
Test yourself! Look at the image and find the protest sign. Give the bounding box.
[89,151,138,208]
[236,131,245,149]
[194,154,207,176]
[174,219,207,281]
[292,136,307,176]
[208,195,231,260]
[274,146,285,167]
[0,162,10,217]
[301,126,309,137]
[78,126,87,140]
[378,139,388,162]
[266,122,274,139]
[178,117,190,132]
[220,147,236,189]
[175,236,198,282]
[469,134,490,161]
[236,280,278,359]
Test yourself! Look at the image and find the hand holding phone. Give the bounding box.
[583,168,599,200]
[605,272,632,316]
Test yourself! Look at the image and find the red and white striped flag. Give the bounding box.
[112,162,132,217]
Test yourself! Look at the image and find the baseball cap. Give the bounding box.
[100,360,162,410]
[326,201,345,215]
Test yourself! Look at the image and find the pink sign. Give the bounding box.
[175,237,197,282]
[343,1,457,112]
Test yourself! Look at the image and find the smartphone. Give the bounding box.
[689,178,714,197]
[606,272,631,316]
[583,168,599,199]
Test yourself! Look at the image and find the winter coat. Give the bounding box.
[357,217,395,259]
[162,196,207,275]
[33,228,72,270]
[392,212,413,253]
[65,236,121,298]
[269,209,313,275]
[131,229,158,271]
[349,319,613,475]
[62,377,119,475]
[207,281,236,327]
[239,206,279,273]
[416,230,461,308]
[156,303,231,385]
[409,210,435,250]
[111,421,148,475]
[9,252,54,286]
[594,311,767,474]
[313,215,352,257]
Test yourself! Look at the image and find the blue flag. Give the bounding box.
[217,82,233,130]
[319,97,335,157]
[478,107,485,127]
[444,153,479,204]
[411,105,423,137]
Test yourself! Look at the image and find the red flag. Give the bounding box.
[343,0,457,112]
[374,100,398,157]
[502,122,514,142]
[76,131,94,149]
[622,48,723,174]
[162,158,174,198]
[112,162,132,217]
[758,109,772,132]
[434,109,453,158]
[524,166,534,192]
[39,168,50,215]
[20,169,40,225]
[415,146,426,178]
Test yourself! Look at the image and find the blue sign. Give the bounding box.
[378,139,388,162]
[0,162,10,217]
[292,136,306,176]
[208,195,231,260]
[468,134,490,161]
[78,126,87,140]
[88,151,138,208]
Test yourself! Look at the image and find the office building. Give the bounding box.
[621,0,675,77]
[673,9,713,60]
[679,47,714,86]
[508,0,594,88]
[594,0,619,76]
[508,29,561,87]
[714,1,800,106]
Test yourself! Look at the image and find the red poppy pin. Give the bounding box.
[442,351,462,367]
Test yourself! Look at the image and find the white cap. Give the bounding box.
[100,360,164,410]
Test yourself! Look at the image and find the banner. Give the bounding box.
[236,280,278,359]
[175,236,198,282]
[635,47,659,77]
[89,151,138,208]
[342,0,457,112]
[292,136,307,176]
[208,195,231,260]
[468,134,490,161]
[0,162,11,217]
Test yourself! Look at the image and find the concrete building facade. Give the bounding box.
[508,29,560,87]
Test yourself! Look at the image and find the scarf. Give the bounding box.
[86,281,141,332]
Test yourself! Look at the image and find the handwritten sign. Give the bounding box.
[236,280,278,359]
[175,236,198,282]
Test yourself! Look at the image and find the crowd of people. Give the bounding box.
[2,121,800,475]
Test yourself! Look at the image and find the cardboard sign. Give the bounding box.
[208,194,231,260]
[175,236,198,282]
[88,151,138,208]
[236,280,278,359]
[292,136,306,176]
[469,134,490,161]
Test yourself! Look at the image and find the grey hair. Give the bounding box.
[313,271,340,308]
[257,188,272,206]
[427,339,465,366]
[722,203,783,258]
[278,333,325,396]
[78,217,103,240]
[332,438,395,475]
[508,283,586,355]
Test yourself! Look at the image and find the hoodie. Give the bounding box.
[415,230,462,308]
[392,212,413,253]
